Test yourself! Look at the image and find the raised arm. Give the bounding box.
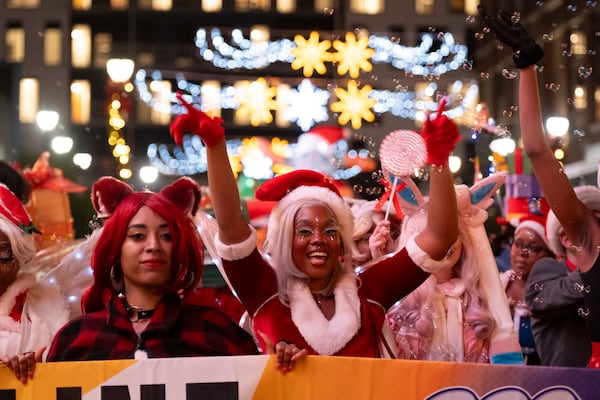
[413,98,459,260]
[170,93,250,245]
[479,5,599,270]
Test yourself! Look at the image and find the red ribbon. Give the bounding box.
[374,177,404,219]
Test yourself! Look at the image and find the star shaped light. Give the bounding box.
[331,32,374,78]
[235,78,277,126]
[290,31,332,77]
[331,80,377,129]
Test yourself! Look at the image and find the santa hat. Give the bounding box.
[546,185,600,256]
[515,214,550,251]
[0,183,39,234]
[255,169,354,239]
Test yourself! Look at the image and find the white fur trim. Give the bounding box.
[276,186,354,240]
[0,273,36,316]
[289,273,361,355]
[405,234,455,273]
[215,226,258,261]
[546,185,600,256]
[515,220,550,249]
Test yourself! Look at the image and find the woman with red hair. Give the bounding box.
[46,177,258,361]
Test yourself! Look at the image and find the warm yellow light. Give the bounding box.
[554,148,565,160]
[119,168,132,179]
[106,58,135,83]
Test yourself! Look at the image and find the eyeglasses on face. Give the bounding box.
[0,246,15,264]
[512,240,544,256]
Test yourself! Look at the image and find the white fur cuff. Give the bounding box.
[405,234,447,273]
[215,226,258,261]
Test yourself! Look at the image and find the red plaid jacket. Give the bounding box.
[47,292,258,361]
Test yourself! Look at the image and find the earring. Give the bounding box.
[110,264,124,292]
[182,267,196,290]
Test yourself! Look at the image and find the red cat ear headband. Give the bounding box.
[91,176,201,219]
[0,183,39,234]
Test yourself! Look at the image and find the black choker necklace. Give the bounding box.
[118,293,156,322]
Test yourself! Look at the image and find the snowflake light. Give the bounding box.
[284,79,329,131]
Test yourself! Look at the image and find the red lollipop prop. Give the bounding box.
[379,129,426,220]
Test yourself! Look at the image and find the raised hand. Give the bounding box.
[420,97,460,168]
[477,4,543,68]
[169,92,225,146]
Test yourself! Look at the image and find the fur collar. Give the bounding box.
[289,273,361,355]
[0,273,36,316]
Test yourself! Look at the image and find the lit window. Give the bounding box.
[149,80,172,125]
[44,26,62,66]
[111,0,129,8]
[250,25,270,43]
[202,0,222,12]
[276,84,291,127]
[277,0,295,13]
[71,80,91,124]
[350,0,384,14]
[415,0,434,15]
[595,87,600,120]
[235,0,270,11]
[72,0,91,9]
[464,0,477,14]
[71,24,91,67]
[570,31,587,55]
[314,0,334,13]
[7,0,39,8]
[138,0,171,10]
[6,27,25,62]
[574,85,587,109]
[94,33,113,68]
[19,78,38,123]
[201,80,222,119]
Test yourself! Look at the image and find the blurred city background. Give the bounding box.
[0,0,598,240]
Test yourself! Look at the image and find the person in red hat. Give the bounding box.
[500,214,554,365]
[170,93,459,371]
[480,5,600,368]
[0,184,69,384]
[46,177,258,362]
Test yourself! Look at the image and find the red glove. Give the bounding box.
[420,97,460,167]
[589,342,600,368]
[169,92,225,147]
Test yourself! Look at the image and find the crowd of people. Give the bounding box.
[1,3,599,387]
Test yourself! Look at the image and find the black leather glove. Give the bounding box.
[478,4,544,68]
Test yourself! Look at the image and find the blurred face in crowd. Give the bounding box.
[510,228,551,280]
[0,231,18,294]
[292,204,342,292]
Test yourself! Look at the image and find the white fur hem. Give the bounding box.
[405,234,447,273]
[289,273,361,355]
[215,226,258,261]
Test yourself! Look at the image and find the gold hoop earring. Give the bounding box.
[110,264,124,292]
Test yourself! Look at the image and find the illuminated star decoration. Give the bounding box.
[331,80,377,129]
[290,31,332,77]
[332,32,374,78]
[284,79,329,131]
[235,77,278,126]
